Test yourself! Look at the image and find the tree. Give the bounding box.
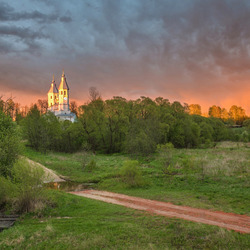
[70,101,78,117]
[199,121,213,143]
[124,118,160,155]
[5,98,15,119]
[209,118,228,141]
[104,97,129,153]
[189,104,202,116]
[155,97,170,107]
[0,111,20,177]
[243,119,250,129]
[229,105,246,125]
[89,87,101,102]
[171,101,185,114]
[208,105,221,118]
[0,96,4,112]
[79,99,107,151]
[23,105,49,152]
[37,99,48,114]
[221,108,229,121]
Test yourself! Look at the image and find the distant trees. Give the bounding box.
[208,105,247,125]
[70,101,78,116]
[76,96,237,154]
[22,105,85,153]
[243,119,250,129]
[17,93,249,154]
[37,99,48,114]
[89,87,101,102]
[209,105,222,118]
[189,104,202,115]
[229,105,247,125]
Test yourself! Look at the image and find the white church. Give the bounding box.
[47,71,76,122]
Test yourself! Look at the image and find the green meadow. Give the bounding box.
[1,141,249,249]
[22,141,250,214]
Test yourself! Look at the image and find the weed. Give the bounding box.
[84,159,97,172]
[120,160,146,188]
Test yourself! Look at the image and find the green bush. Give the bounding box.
[162,163,176,176]
[157,143,177,175]
[11,159,47,214]
[120,160,145,188]
[240,131,249,142]
[0,176,15,210]
[157,142,174,150]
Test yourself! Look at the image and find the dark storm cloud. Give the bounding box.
[0,25,47,40]
[59,16,72,23]
[0,25,48,55]
[0,2,71,23]
[0,0,250,112]
[0,40,13,54]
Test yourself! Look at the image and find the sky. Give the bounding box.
[0,0,249,114]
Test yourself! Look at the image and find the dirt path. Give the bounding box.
[24,157,65,183]
[69,190,250,234]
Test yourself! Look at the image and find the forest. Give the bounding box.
[0,93,249,157]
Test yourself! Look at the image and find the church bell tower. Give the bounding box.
[48,75,58,110]
[58,70,69,111]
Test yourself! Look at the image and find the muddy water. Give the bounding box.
[46,181,95,192]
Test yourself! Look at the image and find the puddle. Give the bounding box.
[45,181,95,192]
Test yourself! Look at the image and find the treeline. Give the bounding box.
[0,96,48,122]
[189,104,247,125]
[20,96,250,154]
[1,95,248,126]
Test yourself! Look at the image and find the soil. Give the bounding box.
[69,190,250,234]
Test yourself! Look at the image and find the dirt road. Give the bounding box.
[69,190,250,234]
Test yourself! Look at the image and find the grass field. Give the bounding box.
[0,190,249,249]
[22,141,250,215]
[1,142,249,248]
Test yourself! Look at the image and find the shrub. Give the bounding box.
[157,142,174,151]
[240,131,249,142]
[11,159,47,213]
[157,143,177,175]
[120,160,145,188]
[0,176,15,210]
[162,163,176,176]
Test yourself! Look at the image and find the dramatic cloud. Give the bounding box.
[0,2,71,22]
[0,0,249,113]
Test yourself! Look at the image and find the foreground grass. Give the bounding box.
[22,142,250,215]
[0,190,249,249]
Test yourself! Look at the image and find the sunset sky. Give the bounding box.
[0,0,249,114]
